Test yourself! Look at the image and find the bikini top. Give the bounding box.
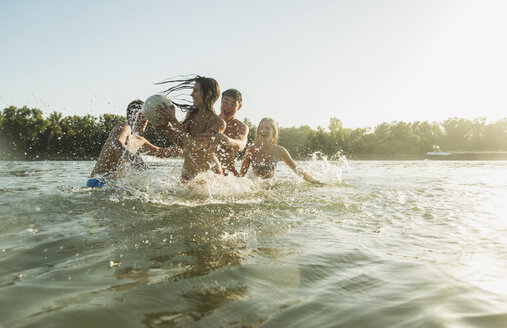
[252,148,278,173]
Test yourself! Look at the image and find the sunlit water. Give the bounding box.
[1,159,506,328]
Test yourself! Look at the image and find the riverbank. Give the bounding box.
[3,151,507,162]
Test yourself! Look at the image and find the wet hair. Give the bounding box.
[156,75,219,111]
[196,76,220,110]
[157,75,220,124]
[255,118,279,145]
[222,88,242,105]
[126,99,144,125]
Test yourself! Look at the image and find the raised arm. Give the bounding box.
[140,139,182,158]
[155,103,188,149]
[113,124,148,170]
[277,145,323,184]
[240,146,255,177]
[156,104,226,152]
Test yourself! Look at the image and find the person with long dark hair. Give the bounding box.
[155,75,226,181]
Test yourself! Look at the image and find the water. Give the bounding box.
[1,159,506,328]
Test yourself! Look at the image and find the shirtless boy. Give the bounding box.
[87,99,179,187]
[213,89,249,176]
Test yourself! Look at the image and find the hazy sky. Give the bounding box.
[1,0,506,129]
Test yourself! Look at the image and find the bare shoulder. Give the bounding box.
[231,118,247,128]
[224,118,248,140]
[210,114,226,131]
[275,145,292,159]
[232,118,248,134]
[110,123,130,137]
[274,144,288,154]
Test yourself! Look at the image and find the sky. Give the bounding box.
[1,0,506,129]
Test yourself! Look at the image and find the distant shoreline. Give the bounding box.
[352,152,507,161]
[3,153,507,162]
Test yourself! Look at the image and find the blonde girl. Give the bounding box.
[240,118,322,184]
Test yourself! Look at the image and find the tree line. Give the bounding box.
[1,106,506,160]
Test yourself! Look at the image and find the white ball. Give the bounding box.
[142,94,173,125]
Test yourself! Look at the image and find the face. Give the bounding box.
[258,120,274,143]
[191,82,204,108]
[134,112,148,132]
[220,96,241,121]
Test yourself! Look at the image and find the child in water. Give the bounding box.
[240,117,322,184]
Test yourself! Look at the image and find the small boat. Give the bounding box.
[426,151,507,160]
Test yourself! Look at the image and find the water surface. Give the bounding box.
[1,159,506,327]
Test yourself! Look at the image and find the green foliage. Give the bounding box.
[243,118,256,147]
[0,106,48,159]
[279,125,314,158]
[0,106,126,160]
[276,116,507,160]
[482,118,507,150]
[1,106,506,160]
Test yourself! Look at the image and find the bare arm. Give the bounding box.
[214,122,249,152]
[197,122,248,153]
[140,139,182,158]
[155,103,188,148]
[113,125,148,170]
[240,146,254,177]
[277,145,323,184]
[156,104,225,152]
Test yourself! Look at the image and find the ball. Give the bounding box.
[142,94,173,126]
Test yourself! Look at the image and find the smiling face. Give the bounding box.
[256,118,278,145]
[191,82,204,108]
[220,96,241,122]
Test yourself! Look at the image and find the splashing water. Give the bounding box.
[86,152,346,207]
[304,152,345,184]
[2,160,507,327]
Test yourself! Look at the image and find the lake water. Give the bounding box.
[1,159,506,328]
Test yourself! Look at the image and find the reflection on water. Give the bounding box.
[0,159,506,327]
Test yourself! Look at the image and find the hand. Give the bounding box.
[306,174,325,185]
[310,179,325,186]
[297,167,325,185]
[200,133,226,148]
[164,146,183,157]
[132,154,148,170]
[171,147,183,156]
[188,137,210,152]
[155,102,176,127]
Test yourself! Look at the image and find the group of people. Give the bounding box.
[87,76,322,188]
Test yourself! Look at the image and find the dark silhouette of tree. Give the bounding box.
[1,106,506,160]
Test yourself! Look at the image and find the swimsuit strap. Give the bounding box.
[252,146,277,169]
